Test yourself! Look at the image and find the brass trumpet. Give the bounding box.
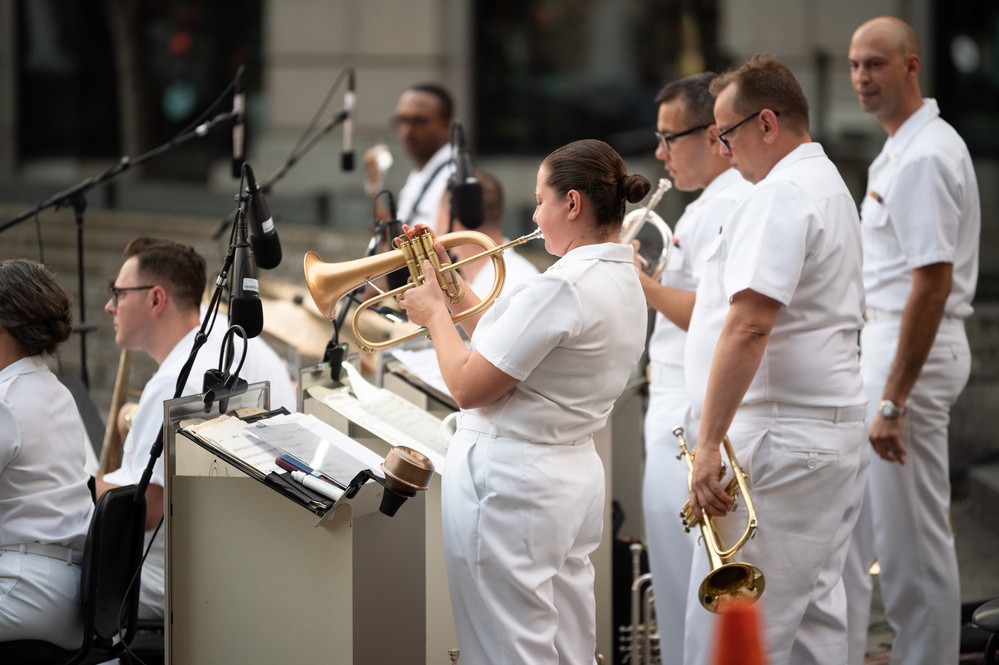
[304,227,543,352]
[621,177,673,276]
[674,426,765,612]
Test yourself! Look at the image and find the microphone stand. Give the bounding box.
[211,110,348,240]
[133,173,250,504]
[0,110,240,389]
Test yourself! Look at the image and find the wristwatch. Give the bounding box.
[878,399,907,419]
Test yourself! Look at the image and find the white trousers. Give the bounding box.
[0,549,84,648]
[642,366,697,665]
[683,405,868,665]
[443,428,604,665]
[844,314,970,665]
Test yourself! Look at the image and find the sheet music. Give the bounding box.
[312,363,448,469]
[181,411,383,487]
[390,348,452,397]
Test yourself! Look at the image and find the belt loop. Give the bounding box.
[19,544,27,556]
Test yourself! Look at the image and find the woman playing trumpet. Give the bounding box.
[396,139,650,665]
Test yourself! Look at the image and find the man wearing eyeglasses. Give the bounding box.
[97,237,296,623]
[635,72,752,665]
[842,17,979,665]
[682,55,867,665]
[364,83,455,234]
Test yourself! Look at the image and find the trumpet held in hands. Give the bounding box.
[674,426,765,612]
[304,226,543,352]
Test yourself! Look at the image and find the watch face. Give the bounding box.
[880,401,902,418]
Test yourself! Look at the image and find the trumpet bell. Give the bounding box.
[700,561,766,613]
[622,207,673,276]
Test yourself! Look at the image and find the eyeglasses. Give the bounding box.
[655,124,710,151]
[108,284,154,307]
[391,114,435,130]
[717,110,779,150]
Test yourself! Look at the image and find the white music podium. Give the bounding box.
[299,361,459,665]
[163,381,430,665]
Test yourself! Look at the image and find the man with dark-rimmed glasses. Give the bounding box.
[634,72,752,665]
[98,236,295,625]
[682,54,867,665]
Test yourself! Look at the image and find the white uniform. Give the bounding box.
[444,242,647,665]
[843,99,979,665]
[683,143,868,665]
[397,144,454,234]
[102,324,297,619]
[642,168,750,664]
[0,356,94,648]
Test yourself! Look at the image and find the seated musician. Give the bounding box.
[0,259,94,647]
[436,168,540,298]
[96,237,296,622]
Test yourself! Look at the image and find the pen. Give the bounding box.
[276,454,345,489]
[869,189,884,204]
[290,471,345,501]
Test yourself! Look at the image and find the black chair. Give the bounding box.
[974,597,999,665]
[0,484,147,664]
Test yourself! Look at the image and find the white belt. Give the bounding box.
[865,307,962,323]
[0,543,84,566]
[457,413,593,446]
[738,401,867,424]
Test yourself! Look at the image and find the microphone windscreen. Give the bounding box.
[341,152,355,171]
[229,298,263,338]
[249,235,282,270]
[451,181,484,230]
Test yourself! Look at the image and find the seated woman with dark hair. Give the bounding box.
[0,259,94,647]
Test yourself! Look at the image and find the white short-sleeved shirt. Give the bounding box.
[861,99,980,317]
[685,143,866,412]
[397,144,454,234]
[468,242,648,444]
[103,323,297,490]
[647,168,752,371]
[102,322,297,611]
[0,356,93,551]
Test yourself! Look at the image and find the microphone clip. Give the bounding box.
[203,325,250,413]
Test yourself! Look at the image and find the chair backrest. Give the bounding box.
[0,484,148,665]
[75,484,147,662]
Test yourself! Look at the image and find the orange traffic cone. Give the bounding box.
[710,600,768,665]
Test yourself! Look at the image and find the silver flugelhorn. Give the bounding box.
[621,177,673,276]
[617,542,660,664]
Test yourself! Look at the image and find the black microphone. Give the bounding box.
[450,122,484,230]
[244,164,282,269]
[231,66,245,179]
[228,214,263,338]
[341,68,355,171]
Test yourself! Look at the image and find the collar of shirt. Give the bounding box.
[550,242,636,270]
[417,143,454,177]
[884,98,939,159]
[698,167,749,204]
[0,355,47,393]
[765,141,828,180]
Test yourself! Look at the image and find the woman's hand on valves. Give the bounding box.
[395,224,451,328]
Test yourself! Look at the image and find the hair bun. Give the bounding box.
[620,174,652,204]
